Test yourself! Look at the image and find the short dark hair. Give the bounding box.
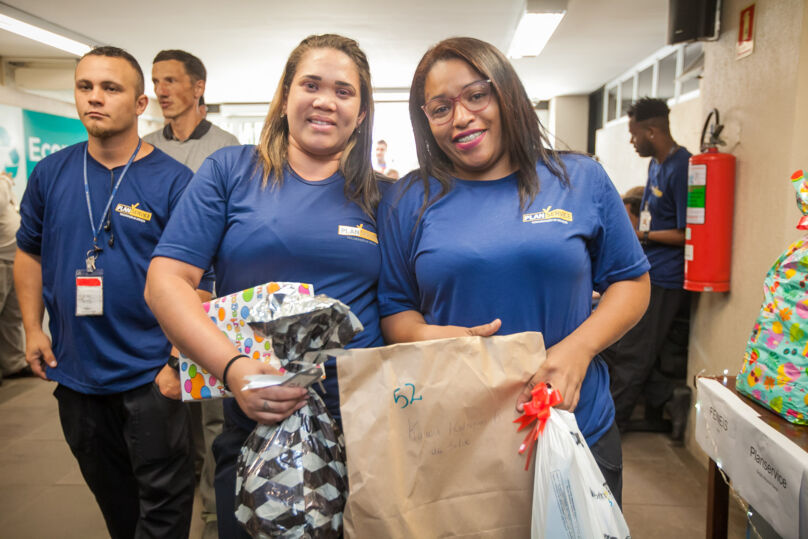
[377,140,387,147]
[627,97,670,123]
[81,46,145,96]
[153,50,206,82]
[622,194,642,217]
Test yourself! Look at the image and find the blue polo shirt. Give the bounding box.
[17,142,194,394]
[377,154,649,445]
[642,146,691,288]
[152,145,386,427]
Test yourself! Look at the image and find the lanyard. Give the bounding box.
[83,139,141,250]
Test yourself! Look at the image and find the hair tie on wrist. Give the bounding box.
[222,354,249,391]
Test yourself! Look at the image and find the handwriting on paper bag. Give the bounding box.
[407,417,493,456]
[393,383,423,408]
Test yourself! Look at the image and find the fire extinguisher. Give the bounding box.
[684,108,736,292]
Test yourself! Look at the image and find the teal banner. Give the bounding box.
[23,109,86,179]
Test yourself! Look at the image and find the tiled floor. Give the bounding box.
[621,430,748,538]
[0,376,748,538]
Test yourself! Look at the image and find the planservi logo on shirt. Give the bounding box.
[338,224,378,244]
[115,202,152,223]
[522,206,573,225]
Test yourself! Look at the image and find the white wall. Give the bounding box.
[373,101,418,178]
[595,94,702,195]
[597,0,808,461]
[548,95,589,152]
[685,0,808,455]
[0,84,76,119]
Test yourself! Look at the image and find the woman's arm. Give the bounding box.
[517,272,650,411]
[145,256,307,423]
[381,310,501,343]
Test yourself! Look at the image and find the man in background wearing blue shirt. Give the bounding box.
[14,46,197,538]
[604,97,692,442]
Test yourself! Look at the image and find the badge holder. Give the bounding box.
[639,209,652,233]
[76,249,103,316]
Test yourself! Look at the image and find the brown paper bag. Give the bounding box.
[337,332,545,538]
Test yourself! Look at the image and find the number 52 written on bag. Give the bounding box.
[393,383,423,409]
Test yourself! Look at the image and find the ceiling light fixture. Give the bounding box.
[0,14,90,56]
[508,0,567,59]
[0,3,96,57]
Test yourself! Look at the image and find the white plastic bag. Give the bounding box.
[532,409,630,539]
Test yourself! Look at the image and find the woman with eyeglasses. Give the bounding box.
[377,37,650,504]
[145,34,387,537]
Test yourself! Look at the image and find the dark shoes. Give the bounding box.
[623,401,672,434]
[665,386,692,443]
[618,386,693,443]
[626,417,672,433]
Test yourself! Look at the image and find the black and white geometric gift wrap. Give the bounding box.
[235,392,347,538]
[234,294,362,537]
[247,294,364,372]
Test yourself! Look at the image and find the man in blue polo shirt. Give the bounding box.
[14,46,198,538]
[604,97,692,441]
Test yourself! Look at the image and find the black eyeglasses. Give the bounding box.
[421,79,493,125]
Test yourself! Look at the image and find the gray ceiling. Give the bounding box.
[2,0,669,103]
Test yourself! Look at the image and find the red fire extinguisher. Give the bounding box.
[684,108,736,292]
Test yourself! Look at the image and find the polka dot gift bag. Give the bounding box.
[737,170,808,424]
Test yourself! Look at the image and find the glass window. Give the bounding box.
[637,66,653,99]
[681,73,700,95]
[657,52,677,102]
[620,77,634,117]
[683,42,702,71]
[607,85,618,122]
[680,42,703,95]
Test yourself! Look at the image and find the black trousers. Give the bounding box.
[54,382,195,539]
[603,284,691,428]
[589,421,623,508]
[212,419,252,539]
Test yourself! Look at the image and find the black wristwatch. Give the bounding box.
[167,354,180,371]
[641,231,649,245]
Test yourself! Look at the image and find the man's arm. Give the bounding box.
[13,248,56,379]
[636,228,686,246]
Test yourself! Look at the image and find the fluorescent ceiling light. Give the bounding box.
[0,13,91,56]
[508,11,565,59]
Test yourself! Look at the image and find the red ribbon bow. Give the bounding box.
[513,382,562,470]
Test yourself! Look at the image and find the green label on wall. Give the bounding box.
[23,109,86,177]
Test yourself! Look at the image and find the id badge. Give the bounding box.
[639,210,652,232]
[76,269,103,316]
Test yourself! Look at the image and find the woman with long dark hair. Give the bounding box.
[377,37,650,504]
[145,34,386,537]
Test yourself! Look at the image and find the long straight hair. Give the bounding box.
[408,37,568,211]
[255,34,379,217]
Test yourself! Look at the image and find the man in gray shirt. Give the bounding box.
[145,49,238,171]
[144,49,238,539]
